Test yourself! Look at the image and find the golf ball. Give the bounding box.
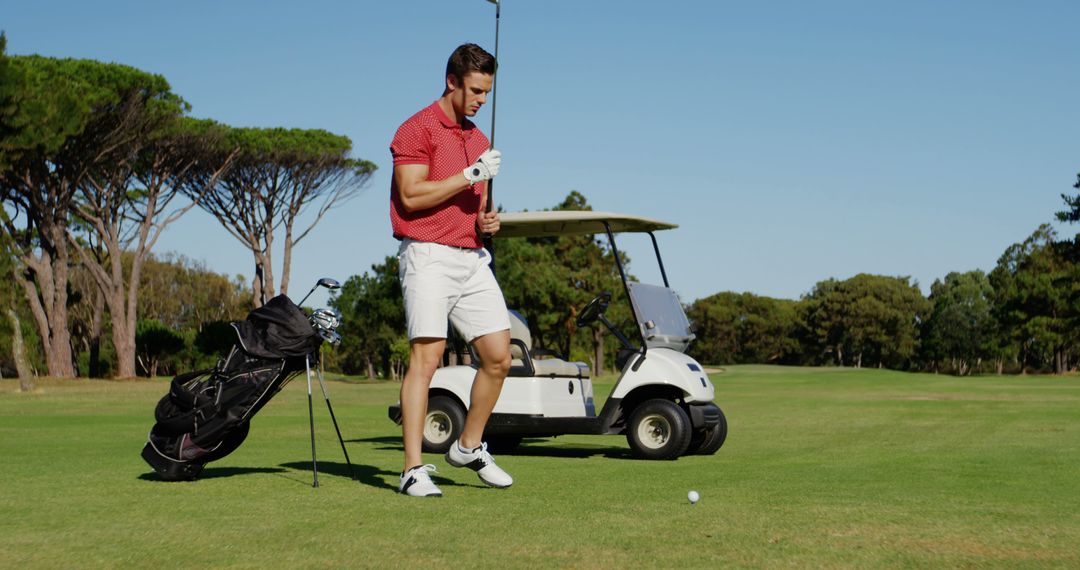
[688,490,700,504]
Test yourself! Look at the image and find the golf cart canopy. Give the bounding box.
[496,211,677,239]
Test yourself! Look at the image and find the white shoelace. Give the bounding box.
[409,464,438,480]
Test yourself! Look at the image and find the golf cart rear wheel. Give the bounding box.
[626,399,692,460]
[686,407,728,455]
[422,396,465,454]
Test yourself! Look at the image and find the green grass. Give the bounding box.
[2,365,1079,568]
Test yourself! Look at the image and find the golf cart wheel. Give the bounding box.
[626,399,692,460]
[422,395,465,454]
[687,407,728,455]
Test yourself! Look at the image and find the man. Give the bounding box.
[389,43,512,497]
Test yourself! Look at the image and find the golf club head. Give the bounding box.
[316,277,341,290]
[486,0,499,4]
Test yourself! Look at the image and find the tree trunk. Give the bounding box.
[6,308,35,392]
[17,241,77,378]
[88,290,105,378]
[365,356,375,380]
[280,222,294,299]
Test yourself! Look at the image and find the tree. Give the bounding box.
[137,253,251,332]
[989,225,1077,374]
[687,292,802,365]
[187,127,376,307]
[921,271,995,375]
[69,111,235,378]
[800,274,929,368]
[1054,172,1080,224]
[135,318,184,377]
[0,229,39,388]
[498,191,630,375]
[0,55,158,377]
[330,256,405,378]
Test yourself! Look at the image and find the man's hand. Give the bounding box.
[463,149,501,184]
[477,209,500,236]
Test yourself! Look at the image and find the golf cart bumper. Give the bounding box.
[388,404,402,425]
[687,403,722,430]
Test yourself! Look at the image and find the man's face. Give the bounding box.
[448,72,493,117]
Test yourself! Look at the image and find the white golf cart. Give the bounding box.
[388,211,727,460]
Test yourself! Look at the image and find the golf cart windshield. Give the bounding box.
[498,210,693,353]
[627,282,695,352]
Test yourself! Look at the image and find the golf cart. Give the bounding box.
[388,211,727,460]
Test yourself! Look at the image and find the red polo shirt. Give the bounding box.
[389,101,490,248]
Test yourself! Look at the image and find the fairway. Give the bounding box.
[2,366,1079,568]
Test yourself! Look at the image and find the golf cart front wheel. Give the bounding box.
[626,399,692,460]
[687,407,728,455]
[422,395,465,454]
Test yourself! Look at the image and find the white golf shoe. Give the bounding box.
[398,464,442,497]
[446,440,513,488]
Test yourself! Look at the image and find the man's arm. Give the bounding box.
[394,163,474,213]
[395,149,501,212]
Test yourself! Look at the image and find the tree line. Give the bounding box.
[0,34,374,382]
[329,183,1080,380]
[688,179,1080,375]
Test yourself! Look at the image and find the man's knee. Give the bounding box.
[406,338,445,380]
[476,343,511,378]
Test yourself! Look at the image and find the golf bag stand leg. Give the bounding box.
[315,354,357,481]
[306,355,319,488]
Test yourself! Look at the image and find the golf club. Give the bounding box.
[315,361,357,481]
[483,0,501,269]
[305,355,319,488]
[298,277,341,307]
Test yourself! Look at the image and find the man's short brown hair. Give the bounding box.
[445,43,496,82]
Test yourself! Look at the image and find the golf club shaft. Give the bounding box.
[306,357,319,488]
[483,0,500,270]
[297,284,319,307]
[315,358,356,480]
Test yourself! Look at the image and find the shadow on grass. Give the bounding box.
[278,461,484,491]
[508,439,634,460]
[351,435,634,460]
[137,466,286,482]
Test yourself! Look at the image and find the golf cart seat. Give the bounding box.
[508,310,590,378]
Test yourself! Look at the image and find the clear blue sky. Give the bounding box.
[4,0,1078,307]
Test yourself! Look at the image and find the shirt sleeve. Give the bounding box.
[390,120,431,166]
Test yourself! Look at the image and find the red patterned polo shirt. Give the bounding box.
[389,101,490,248]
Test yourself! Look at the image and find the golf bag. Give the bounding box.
[141,295,324,481]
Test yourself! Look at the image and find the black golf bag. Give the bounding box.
[141,295,323,481]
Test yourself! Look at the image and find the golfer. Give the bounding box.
[389,43,512,497]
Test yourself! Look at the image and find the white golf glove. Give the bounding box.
[463,149,501,184]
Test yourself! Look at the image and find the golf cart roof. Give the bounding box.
[497,211,677,239]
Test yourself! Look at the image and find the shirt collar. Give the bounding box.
[430,100,474,132]
[431,101,459,129]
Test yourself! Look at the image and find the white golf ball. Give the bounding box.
[688,490,700,504]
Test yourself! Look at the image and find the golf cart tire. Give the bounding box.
[485,435,523,453]
[422,395,465,454]
[626,399,692,460]
[686,407,727,455]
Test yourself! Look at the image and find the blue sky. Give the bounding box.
[4,0,1078,307]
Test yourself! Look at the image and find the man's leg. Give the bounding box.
[459,329,511,449]
[400,337,446,472]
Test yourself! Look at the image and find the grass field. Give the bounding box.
[2,365,1079,568]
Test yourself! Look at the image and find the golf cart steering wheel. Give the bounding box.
[576,292,612,327]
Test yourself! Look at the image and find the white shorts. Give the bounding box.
[397,239,511,342]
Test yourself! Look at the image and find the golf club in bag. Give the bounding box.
[141,278,353,485]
